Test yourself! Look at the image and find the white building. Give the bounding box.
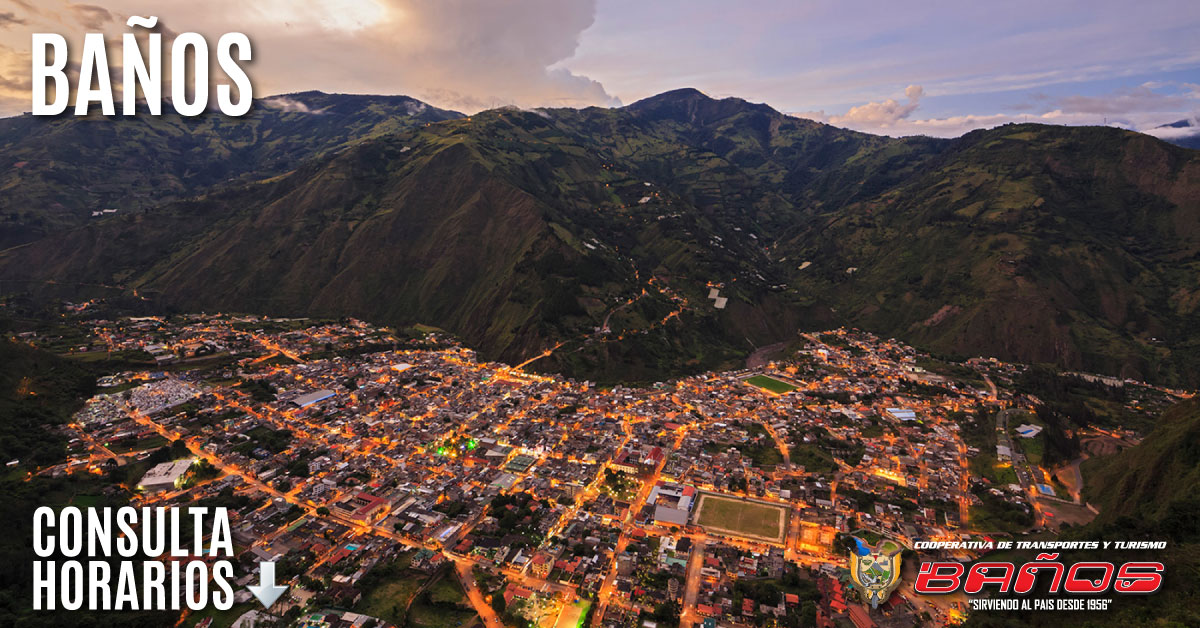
[137,459,194,492]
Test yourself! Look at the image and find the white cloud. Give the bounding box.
[1142,115,1200,143]
[0,0,1196,145]
[832,84,923,127]
[260,96,324,113]
[796,82,1200,138]
[0,0,619,116]
[798,84,924,128]
[794,108,1154,138]
[1056,83,1189,115]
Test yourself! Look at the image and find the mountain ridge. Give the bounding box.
[0,91,464,248]
[1,89,1197,384]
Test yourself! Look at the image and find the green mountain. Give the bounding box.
[1,89,1198,384]
[0,333,95,467]
[1077,400,1200,628]
[964,398,1200,627]
[1082,398,1200,527]
[0,100,812,382]
[1155,119,1200,150]
[780,124,1200,385]
[0,91,462,248]
[0,334,178,627]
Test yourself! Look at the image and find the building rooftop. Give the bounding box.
[293,389,336,408]
[138,459,194,489]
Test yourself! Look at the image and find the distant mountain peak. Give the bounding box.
[256,91,465,119]
[1156,118,1197,129]
[633,87,711,102]
[1149,117,1200,149]
[625,87,778,124]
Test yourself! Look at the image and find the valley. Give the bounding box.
[2,89,1198,388]
[6,309,1190,627]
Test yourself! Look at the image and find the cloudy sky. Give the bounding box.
[1,0,1198,139]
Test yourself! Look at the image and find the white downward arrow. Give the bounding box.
[248,561,289,609]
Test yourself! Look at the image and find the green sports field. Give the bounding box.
[745,375,797,394]
[693,493,787,542]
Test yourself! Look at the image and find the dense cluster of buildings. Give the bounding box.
[37,313,1147,628]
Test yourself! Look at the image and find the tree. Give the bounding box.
[800,601,817,626]
[169,439,190,459]
[282,606,302,623]
[650,600,681,623]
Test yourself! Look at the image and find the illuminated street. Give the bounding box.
[32,314,1188,628]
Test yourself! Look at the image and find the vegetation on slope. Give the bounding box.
[1,90,1198,385]
[1082,398,1200,526]
[0,329,95,467]
[0,92,462,248]
[0,331,177,626]
[782,124,1200,385]
[966,398,1200,627]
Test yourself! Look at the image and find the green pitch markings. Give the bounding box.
[744,374,798,394]
[693,493,787,543]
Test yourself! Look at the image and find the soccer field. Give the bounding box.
[745,375,797,394]
[693,493,787,543]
